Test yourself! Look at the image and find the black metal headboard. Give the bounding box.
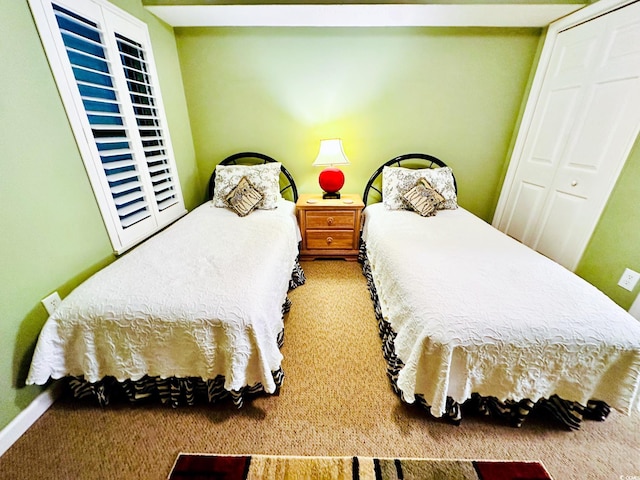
[362,153,457,205]
[208,152,298,202]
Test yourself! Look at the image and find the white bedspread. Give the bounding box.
[27,199,301,394]
[362,203,640,417]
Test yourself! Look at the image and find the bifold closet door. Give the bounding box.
[496,1,640,271]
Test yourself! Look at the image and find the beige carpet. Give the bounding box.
[1,261,639,480]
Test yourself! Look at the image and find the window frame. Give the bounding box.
[29,0,186,254]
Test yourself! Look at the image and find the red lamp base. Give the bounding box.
[318,167,345,199]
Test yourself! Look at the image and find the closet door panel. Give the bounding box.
[503,182,546,243]
[497,22,600,245]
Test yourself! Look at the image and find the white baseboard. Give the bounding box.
[0,383,61,458]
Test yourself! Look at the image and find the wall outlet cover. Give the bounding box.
[618,268,640,292]
[41,291,61,316]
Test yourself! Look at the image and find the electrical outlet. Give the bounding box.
[41,291,61,315]
[618,268,640,292]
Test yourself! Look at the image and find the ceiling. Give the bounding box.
[142,1,589,27]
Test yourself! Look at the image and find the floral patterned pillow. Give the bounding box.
[383,165,457,210]
[213,162,281,209]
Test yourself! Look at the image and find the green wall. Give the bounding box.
[576,135,640,310]
[0,0,198,431]
[175,27,541,220]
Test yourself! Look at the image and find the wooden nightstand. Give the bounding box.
[297,193,365,261]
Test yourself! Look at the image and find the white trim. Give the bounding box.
[145,4,585,28]
[492,0,639,231]
[629,293,640,321]
[0,383,62,458]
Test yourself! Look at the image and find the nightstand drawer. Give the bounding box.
[305,211,355,229]
[305,230,355,250]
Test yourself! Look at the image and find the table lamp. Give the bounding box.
[312,139,350,199]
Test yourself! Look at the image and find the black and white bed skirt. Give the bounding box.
[67,366,286,409]
[358,242,610,430]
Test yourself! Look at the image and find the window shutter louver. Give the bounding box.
[30,0,186,254]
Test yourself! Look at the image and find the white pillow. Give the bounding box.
[383,165,457,210]
[212,162,281,210]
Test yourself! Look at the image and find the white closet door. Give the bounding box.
[496,1,640,271]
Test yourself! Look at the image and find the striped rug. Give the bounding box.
[168,453,553,479]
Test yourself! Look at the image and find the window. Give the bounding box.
[29,0,186,254]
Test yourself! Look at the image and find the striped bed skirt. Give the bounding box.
[66,366,285,409]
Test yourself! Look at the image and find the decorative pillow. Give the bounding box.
[402,178,444,217]
[383,165,457,210]
[213,162,281,210]
[225,176,264,217]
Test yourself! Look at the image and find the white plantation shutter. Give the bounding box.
[53,4,152,229]
[114,32,179,214]
[29,0,186,254]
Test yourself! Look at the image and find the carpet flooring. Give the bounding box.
[0,261,639,480]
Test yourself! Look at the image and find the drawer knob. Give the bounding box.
[326,236,333,245]
[327,217,334,226]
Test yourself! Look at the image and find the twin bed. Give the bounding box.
[359,153,640,429]
[27,151,640,431]
[27,153,305,407]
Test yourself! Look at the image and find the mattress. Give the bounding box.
[27,199,301,395]
[362,202,640,418]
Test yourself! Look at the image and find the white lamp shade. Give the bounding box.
[312,139,350,167]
